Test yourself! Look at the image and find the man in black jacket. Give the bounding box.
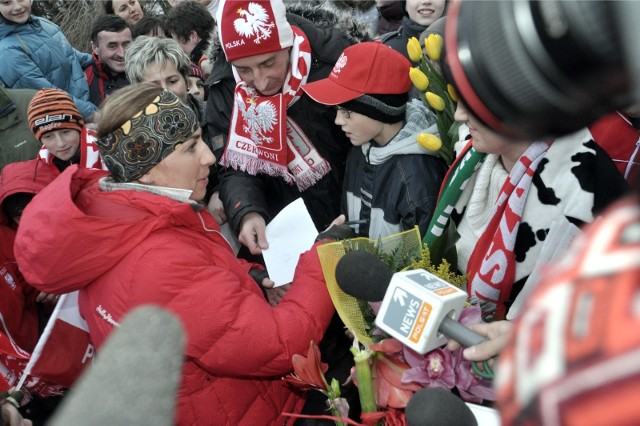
[210,0,363,256]
[85,15,131,107]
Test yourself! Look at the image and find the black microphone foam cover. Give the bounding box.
[334,250,393,301]
[406,388,478,426]
[49,305,185,426]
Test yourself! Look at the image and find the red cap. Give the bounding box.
[216,0,293,62]
[189,63,206,81]
[302,41,412,105]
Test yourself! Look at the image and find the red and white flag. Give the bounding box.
[16,291,95,391]
[0,310,30,392]
[0,311,63,400]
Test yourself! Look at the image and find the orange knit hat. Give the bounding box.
[27,89,84,140]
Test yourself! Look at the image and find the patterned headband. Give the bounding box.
[96,91,198,182]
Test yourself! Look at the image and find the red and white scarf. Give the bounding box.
[38,127,105,173]
[466,141,550,321]
[221,27,331,191]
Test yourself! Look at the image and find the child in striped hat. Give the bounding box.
[27,88,105,174]
[188,63,206,102]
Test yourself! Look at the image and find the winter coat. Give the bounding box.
[0,86,40,171]
[14,166,336,425]
[377,1,404,35]
[322,0,379,36]
[342,101,447,239]
[0,15,96,119]
[208,7,368,232]
[84,53,130,107]
[442,129,629,318]
[378,16,427,62]
[0,159,57,352]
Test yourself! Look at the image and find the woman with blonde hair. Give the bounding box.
[14,83,340,425]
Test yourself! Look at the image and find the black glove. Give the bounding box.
[249,268,269,287]
[315,224,355,243]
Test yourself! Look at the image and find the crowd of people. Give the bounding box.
[1,0,639,425]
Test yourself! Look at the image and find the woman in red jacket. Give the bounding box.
[15,83,339,425]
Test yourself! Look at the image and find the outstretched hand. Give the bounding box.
[238,212,269,255]
[261,279,290,307]
[315,214,355,242]
[446,320,512,363]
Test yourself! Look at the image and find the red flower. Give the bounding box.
[361,407,407,425]
[372,351,422,409]
[283,341,329,391]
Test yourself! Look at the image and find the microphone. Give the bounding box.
[49,305,185,426]
[405,387,477,426]
[335,250,486,354]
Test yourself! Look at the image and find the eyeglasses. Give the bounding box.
[335,106,352,119]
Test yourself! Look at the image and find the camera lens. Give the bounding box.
[445,0,631,139]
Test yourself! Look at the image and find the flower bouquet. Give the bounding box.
[284,228,494,425]
[407,34,460,166]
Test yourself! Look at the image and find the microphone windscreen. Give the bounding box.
[49,305,185,426]
[406,388,478,426]
[335,250,393,301]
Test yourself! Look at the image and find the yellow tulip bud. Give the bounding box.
[417,133,442,151]
[406,37,423,63]
[425,34,443,61]
[447,84,458,102]
[409,68,429,91]
[426,92,446,111]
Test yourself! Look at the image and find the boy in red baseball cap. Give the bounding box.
[303,41,447,238]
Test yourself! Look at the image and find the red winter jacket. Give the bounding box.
[0,159,57,352]
[15,166,336,425]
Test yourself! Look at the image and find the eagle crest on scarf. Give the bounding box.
[237,93,277,146]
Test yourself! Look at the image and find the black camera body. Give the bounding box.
[445,0,640,140]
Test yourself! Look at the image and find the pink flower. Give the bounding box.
[451,349,495,403]
[402,347,457,390]
[458,304,483,327]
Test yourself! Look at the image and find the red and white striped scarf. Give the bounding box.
[466,141,550,321]
[38,127,105,173]
[221,26,331,191]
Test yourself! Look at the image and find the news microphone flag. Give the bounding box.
[16,291,94,391]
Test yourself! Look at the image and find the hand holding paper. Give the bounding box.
[262,199,318,287]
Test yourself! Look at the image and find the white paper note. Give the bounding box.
[262,198,318,286]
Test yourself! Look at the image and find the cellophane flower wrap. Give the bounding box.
[284,228,494,425]
[407,35,460,166]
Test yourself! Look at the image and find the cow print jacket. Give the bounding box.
[449,127,629,317]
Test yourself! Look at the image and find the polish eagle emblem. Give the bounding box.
[233,3,276,44]
[238,95,278,146]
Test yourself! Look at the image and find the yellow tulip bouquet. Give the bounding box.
[407,35,460,165]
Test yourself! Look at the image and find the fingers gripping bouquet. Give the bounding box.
[284,229,494,425]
